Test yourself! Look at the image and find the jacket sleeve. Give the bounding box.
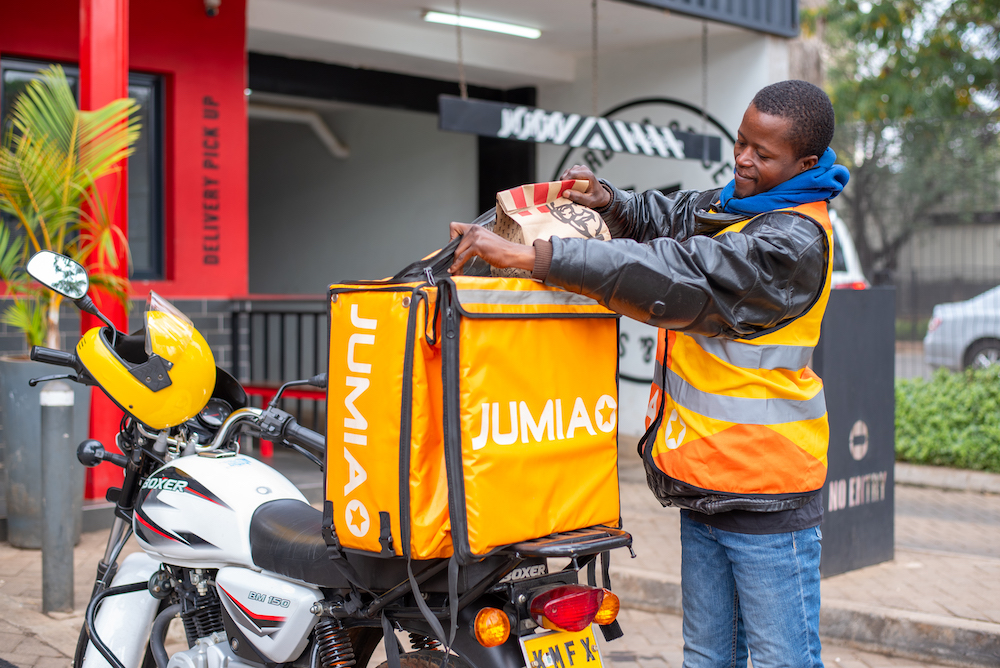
[598,182,721,243]
[544,211,829,338]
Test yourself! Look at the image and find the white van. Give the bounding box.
[830,210,869,289]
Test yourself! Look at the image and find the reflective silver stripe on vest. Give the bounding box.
[689,334,814,371]
[663,366,826,424]
[455,289,601,308]
[653,361,664,389]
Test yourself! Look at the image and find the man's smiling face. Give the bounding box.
[732,104,818,198]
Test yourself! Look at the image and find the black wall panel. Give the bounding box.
[813,287,896,577]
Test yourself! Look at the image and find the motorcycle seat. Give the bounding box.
[249,498,355,588]
[250,499,520,593]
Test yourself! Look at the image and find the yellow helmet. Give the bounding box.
[77,292,216,429]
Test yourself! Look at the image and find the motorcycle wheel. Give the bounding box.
[374,650,473,668]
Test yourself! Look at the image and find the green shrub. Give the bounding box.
[895,367,1000,472]
[895,317,929,341]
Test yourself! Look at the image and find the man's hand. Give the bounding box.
[559,165,611,209]
[448,223,536,276]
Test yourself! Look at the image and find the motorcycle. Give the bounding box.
[23,250,633,668]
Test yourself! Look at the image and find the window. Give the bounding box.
[1,58,165,279]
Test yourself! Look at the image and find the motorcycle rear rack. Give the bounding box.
[501,526,632,559]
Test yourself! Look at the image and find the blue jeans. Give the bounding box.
[680,511,824,668]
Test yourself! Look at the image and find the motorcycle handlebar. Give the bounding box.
[30,346,79,369]
[147,406,325,466]
[283,420,326,459]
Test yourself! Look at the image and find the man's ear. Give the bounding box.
[798,155,819,173]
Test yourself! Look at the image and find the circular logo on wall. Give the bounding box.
[849,420,869,461]
[550,98,737,196]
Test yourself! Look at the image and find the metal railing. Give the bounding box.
[230,297,327,433]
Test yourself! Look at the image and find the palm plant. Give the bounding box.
[0,65,139,349]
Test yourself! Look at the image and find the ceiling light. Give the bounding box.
[423,10,541,39]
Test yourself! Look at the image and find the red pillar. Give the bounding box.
[80,0,130,500]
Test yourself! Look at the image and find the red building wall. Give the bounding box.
[0,0,248,298]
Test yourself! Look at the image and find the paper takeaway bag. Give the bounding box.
[493,180,611,277]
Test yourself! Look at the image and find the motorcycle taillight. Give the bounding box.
[528,585,605,632]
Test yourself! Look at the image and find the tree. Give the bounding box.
[810,0,1000,278]
[0,66,138,348]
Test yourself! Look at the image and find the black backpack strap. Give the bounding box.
[321,500,372,594]
[390,209,496,283]
[378,512,395,556]
[382,611,403,668]
[598,550,623,641]
[406,560,449,645]
[447,555,460,649]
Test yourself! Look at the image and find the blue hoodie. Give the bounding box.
[717,147,850,216]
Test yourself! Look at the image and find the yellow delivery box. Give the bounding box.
[327,273,620,564]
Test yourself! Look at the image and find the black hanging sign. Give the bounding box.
[439,95,721,163]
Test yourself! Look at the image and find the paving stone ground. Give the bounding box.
[605,608,956,668]
[0,617,67,668]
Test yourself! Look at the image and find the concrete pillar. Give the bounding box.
[41,381,76,613]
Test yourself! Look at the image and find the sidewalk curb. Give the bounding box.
[611,566,682,615]
[895,462,1000,495]
[821,599,1000,668]
[612,567,1000,667]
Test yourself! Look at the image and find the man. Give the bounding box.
[450,80,849,668]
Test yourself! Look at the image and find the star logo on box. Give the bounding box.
[345,499,370,537]
[595,395,617,432]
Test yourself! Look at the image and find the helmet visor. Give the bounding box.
[145,291,195,361]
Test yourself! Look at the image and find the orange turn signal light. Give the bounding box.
[593,589,620,626]
[474,607,511,647]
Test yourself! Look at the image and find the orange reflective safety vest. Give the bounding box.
[643,201,834,509]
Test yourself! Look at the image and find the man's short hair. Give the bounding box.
[751,80,835,159]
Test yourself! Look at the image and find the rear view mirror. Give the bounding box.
[26,251,90,300]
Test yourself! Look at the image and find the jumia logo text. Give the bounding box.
[341,303,376,539]
[472,395,617,450]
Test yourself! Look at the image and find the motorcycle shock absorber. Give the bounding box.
[314,619,356,668]
[408,633,441,651]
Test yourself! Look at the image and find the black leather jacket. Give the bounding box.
[543,183,831,517]
[544,184,829,338]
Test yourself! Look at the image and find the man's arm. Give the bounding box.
[544,212,829,337]
[560,165,717,243]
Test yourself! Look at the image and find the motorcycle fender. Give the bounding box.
[83,553,161,668]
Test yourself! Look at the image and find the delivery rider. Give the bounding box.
[449,80,849,668]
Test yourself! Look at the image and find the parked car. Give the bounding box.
[830,210,869,290]
[924,286,1000,370]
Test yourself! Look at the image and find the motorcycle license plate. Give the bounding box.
[520,625,604,668]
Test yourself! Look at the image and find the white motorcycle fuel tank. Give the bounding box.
[134,453,307,568]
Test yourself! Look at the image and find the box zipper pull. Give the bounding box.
[423,267,436,286]
[445,307,456,339]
